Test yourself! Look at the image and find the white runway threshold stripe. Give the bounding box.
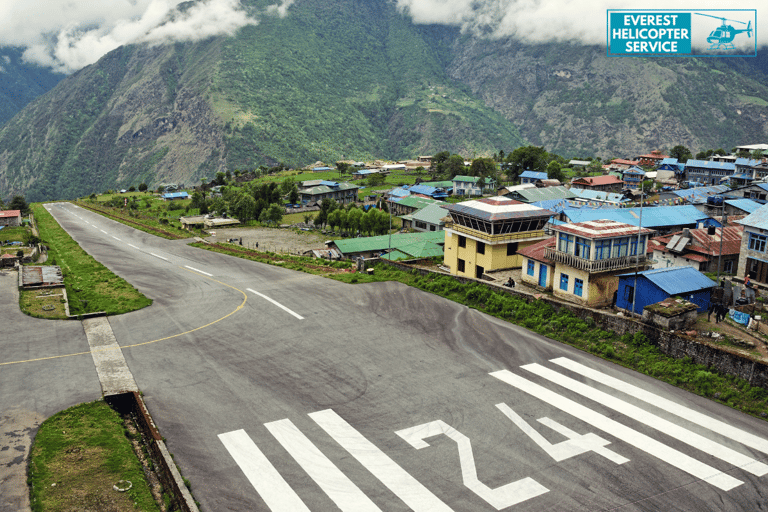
[522,363,768,477]
[247,289,304,320]
[490,370,743,491]
[184,265,213,277]
[218,429,311,512]
[550,357,768,456]
[265,418,382,512]
[309,409,454,512]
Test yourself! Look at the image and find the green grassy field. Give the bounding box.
[32,204,152,316]
[28,400,160,512]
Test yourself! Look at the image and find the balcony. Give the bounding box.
[446,223,547,244]
[544,247,649,273]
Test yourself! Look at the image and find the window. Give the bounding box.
[724,260,734,273]
[630,235,645,256]
[749,232,767,252]
[560,273,569,291]
[574,237,590,259]
[624,285,634,303]
[595,239,612,260]
[477,241,485,254]
[558,232,572,253]
[507,242,518,256]
[457,259,465,272]
[613,237,629,258]
[527,259,535,276]
[458,235,466,248]
[574,278,583,297]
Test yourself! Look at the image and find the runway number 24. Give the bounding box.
[394,403,628,510]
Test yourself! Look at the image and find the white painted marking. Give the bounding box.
[265,419,381,512]
[490,370,742,491]
[247,288,304,320]
[100,229,107,234]
[551,357,768,456]
[396,419,548,510]
[218,429,310,511]
[150,253,169,261]
[309,409,453,512]
[495,403,627,464]
[128,244,138,249]
[112,236,121,241]
[523,363,768,476]
[185,265,213,277]
[535,416,629,465]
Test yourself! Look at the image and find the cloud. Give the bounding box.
[265,0,296,18]
[395,0,766,49]
[0,0,264,73]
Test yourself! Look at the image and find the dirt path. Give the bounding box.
[696,313,768,361]
[204,227,330,255]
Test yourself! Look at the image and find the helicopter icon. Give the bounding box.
[695,12,753,50]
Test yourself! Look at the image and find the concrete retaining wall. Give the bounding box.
[378,259,768,390]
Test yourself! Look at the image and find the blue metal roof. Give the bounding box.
[320,180,340,187]
[619,267,716,295]
[683,159,736,171]
[737,204,768,230]
[161,191,189,199]
[757,183,768,193]
[724,198,761,214]
[389,187,410,198]
[735,158,762,167]
[520,171,548,180]
[564,205,709,229]
[672,185,729,200]
[570,188,628,203]
[409,184,439,195]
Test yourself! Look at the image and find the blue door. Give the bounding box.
[539,264,547,287]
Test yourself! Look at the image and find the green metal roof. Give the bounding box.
[380,250,410,261]
[507,186,576,203]
[301,182,359,196]
[419,180,454,188]
[397,240,444,258]
[334,230,445,255]
[396,196,443,209]
[411,203,450,225]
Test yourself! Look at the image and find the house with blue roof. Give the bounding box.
[684,159,736,186]
[736,203,768,287]
[563,205,717,235]
[724,183,768,204]
[616,267,716,315]
[520,170,548,185]
[161,191,189,201]
[724,198,761,217]
[735,158,768,183]
[621,167,646,190]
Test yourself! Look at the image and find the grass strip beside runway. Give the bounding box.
[28,400,161,512]
[32,204,152,317]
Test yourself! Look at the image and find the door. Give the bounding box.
[539,264,547,287]
[476,265,485,279]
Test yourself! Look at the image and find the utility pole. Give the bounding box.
[631,188,644,317]
[716,209,728,284]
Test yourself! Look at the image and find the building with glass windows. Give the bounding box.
[441,197,554,279]
[737,204,768,286]
[544,220,655,306]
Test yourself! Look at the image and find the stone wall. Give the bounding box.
[378,259,768,390]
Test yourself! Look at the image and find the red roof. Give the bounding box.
[571,175,624,186]
[611,159,640,166]
[649,226,743,257]
[637,151,668,159]
[0,210,21,218]
[518,236,555,264]
[555,219,654,239]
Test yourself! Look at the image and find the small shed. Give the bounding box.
[616,266,716,315]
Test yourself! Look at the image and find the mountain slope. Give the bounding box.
[1,0,767,202]
[0,47,66,127]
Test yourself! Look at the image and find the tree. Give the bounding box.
[138,183,148,192]
[288,186,299,205]
[669,145,692,163]
[504,146,549,182]
[232,193,257,222]
[444,154,466,179]
[546,161,565,182]
[214,172,227,186]
[259,203,284,225]
[469,157,498,181]
[128,186,136,192]
[336,162,350,176]
[9,195,28,213]
[431,151,450,173]
[347,208,363,235]
[303,213,314,225]
[367,173,385,187]
[280,177,295,196]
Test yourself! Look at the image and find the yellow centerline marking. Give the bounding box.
[0,267,248,367]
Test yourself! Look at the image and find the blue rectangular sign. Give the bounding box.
[610,12,691,55]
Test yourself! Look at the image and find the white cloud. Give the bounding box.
[0,0,262,73]
[396,0,766,48]
[265,0,296,18]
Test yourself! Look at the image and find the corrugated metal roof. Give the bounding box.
[395,196,442,209]
[570,188,627,203]
[334,230,445,255]
[672,184,729,200]
[520,171,548,180]
[571,175,624,186]
[724,198,761,214]
[0,210,21,218]
[564,205,709,229]
[555,219,654,239]
[620,266,716,295]
[737,203,768,230]
[684,159,736,171]
[411,203,449,225]
[508,185,577,203]
[518,236,555,263]
[397,240,444,258]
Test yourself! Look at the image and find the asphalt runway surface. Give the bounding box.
[3,201,768,511]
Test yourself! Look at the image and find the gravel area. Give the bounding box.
[204,227,329,255]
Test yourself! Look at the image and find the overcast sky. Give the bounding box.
[0,0,762,74]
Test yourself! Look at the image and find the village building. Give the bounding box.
[441,197,554,279]
[616,267,715,315]
[401,203,449,232]
[563,205,716,235]
[519,170,548,185]
[648,226,742,274]
[502,185,576,204]
[570,175,624,193]
[542,220,654,307]
[736,204,768,286]
[621,167,646,190]
[684,159,736,186]
[518,237,556,290]
[635,150,668,167]
[608,158,640,170]
[452,175,495,196]
[299,181,359,205]
[0,210,22,227]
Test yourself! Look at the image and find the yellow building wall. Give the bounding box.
[444,231,542,277]
[553,263,622,307]
[521,257,554,290]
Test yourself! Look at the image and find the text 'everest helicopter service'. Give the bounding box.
[695,12,753,50]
